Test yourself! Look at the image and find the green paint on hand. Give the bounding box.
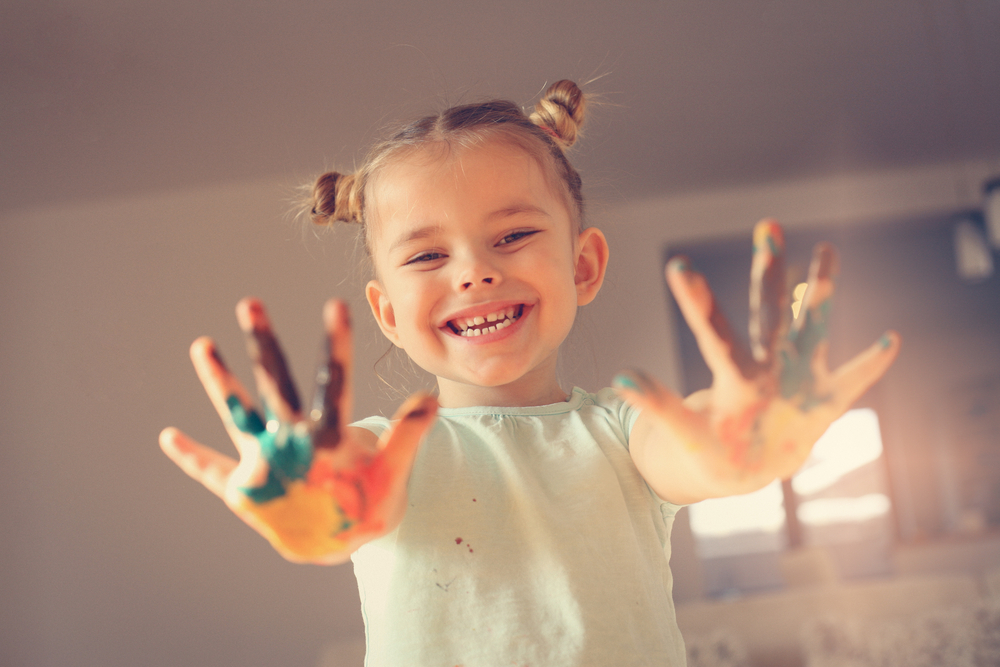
[780,300,831,403]
[226,393,314,504]
[879,333,892,349]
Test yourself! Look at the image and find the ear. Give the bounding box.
[365,279,401,346]
[574,226,609,306]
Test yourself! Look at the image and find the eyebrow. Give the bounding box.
[386,204,550,254]
[387,225,442,254]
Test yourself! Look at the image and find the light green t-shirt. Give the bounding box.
[351,387,686,666]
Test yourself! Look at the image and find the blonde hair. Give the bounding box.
[307,80,588,253]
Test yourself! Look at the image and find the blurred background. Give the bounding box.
[2,1,999,666]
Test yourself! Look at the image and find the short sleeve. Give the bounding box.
[350,415,392,439]
[592,388,687,513]
[593,387,642,446]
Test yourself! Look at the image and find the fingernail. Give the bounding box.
[879,333,892,349]
[667,258,689,273]
[612,373,643,393]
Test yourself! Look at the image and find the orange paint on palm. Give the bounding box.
[717,399,767,470]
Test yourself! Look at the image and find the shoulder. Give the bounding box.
[574,387,643,445]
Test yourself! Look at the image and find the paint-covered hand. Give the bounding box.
[160,298,437,563]
[615,220,900,502]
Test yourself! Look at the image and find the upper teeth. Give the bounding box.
[453,307,520,336]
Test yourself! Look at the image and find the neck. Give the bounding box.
[435,362,568,409]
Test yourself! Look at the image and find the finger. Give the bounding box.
[779,244,838,400]
[612,370,710,450]
[375,393,439,474]
[792,242,838,334]
[828,331,901,413]
[236,298,302,424]
[311,299,353,449]
[748,220,787,366]
[159,427,236,499]
[190,337,265,453]
[666,257,756,380]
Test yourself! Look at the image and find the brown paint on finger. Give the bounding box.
[812,243,839,283]
[209,345,230,372]
[311,339,345,449]
[245,326,302,413]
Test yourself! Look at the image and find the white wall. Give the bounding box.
[1,157,996,666]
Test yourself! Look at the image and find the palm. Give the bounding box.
[619,220,898,485]
[160,298,437,563]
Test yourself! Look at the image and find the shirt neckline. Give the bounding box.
[435,387,588,417]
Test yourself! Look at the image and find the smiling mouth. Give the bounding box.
[446,305,525,337]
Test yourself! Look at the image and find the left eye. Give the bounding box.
[498,230,538,245]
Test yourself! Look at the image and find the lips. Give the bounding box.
[445,304,525,337]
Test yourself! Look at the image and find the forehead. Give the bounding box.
[367,139,572,247]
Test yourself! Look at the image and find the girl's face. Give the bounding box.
[364,139,607,408]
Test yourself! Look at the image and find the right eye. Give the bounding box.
[404,251,445,266]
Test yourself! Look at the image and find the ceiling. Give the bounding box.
[2,0,999,215]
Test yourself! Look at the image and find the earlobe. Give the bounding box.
[365,279,401,346]
[574,227,609,306]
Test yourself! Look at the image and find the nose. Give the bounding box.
[455,251,501,291]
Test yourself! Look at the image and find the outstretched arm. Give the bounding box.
[615,220,900,506]
[160,298,438,564]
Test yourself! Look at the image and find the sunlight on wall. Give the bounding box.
[793,408,883,496]
[689,481,786,539]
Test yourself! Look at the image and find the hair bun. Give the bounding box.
[529,79,586,149]
[309,171,362,226]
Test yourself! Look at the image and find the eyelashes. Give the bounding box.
[498,229,539,245]
[402,230,541,266]
[403,251,446,266]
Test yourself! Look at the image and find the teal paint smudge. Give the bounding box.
[879,333,891,349]
[226,394,314,504]
[767,235,781,257]
[612,373,641,392]
[780,300,831,403]
[227,395,266,434]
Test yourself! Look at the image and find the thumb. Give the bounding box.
[376,393,439,476]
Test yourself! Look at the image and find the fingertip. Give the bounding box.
[159,427,184,455]
[401,392,439,421]
[189,336,216,362]
[236,297,267,332]
[612,370,644,393]
[811,242,840,280]
[879,330,902,353]
[753,219,784,253]
[665,255,692,277]
[323,298,351,331]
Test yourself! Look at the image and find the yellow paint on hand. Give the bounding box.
[237,480,350,559]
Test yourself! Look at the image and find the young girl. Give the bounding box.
[160,80,900,665]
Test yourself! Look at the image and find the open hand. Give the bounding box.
[615,220,900,500]
[160,298,437,563]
